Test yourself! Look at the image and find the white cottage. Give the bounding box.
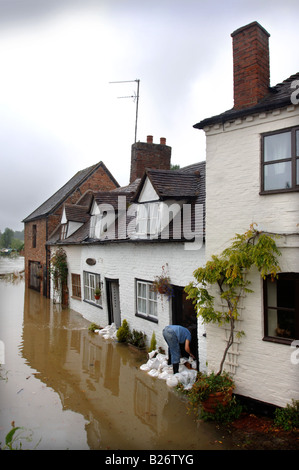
[194,22,299,407]
[48,137,206,368]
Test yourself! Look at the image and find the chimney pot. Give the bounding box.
[160,137,166,145]
[147,135,153,144]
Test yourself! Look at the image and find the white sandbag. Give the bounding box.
[156,353,167,362]
[161,365,173,374]
[158,370,171,380]
[166,375,179,387]
[148,350,158,359]
[148,357,161,370]
[98,323,116,338]
[148,368,159,377]
[140,363,151,371]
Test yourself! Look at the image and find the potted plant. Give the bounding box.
[94,287,101,300]
[187,372,234,416]
[152,264,174,300]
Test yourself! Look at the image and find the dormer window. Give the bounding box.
[89,214,101,238]
[136,202,160,237]
[61,224,67,240]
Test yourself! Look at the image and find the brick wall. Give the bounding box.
[24,164,119,296]
[24,219,48,294]
[130,136,171,183]
[231,22,270,109]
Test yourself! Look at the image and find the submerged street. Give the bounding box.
[0,257,235,450]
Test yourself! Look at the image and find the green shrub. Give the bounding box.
[149,332,157,352]
[128,329,147,349]
[88,323,100,332]
[274,400,299,431]
[116,319,130,343]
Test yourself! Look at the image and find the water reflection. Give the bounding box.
[1,275,233,450]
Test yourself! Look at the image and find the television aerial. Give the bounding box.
[109,79,140,143]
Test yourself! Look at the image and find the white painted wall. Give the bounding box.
[58,241,206,367]
[203,105,299,406]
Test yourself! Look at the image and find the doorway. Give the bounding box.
[29,261,42,292]
[106,279,121,328]
[172,285,199,367]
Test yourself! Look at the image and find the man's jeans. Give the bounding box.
[163,326,180,364]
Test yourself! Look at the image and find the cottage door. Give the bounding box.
[106,279,121,328]
[29,261,41,292]
[172,285,199,367]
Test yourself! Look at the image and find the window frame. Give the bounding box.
[71,273,81,299]
[135,279,158,323]
[135,202,161,238]
[61,223,67,240]
[261,126,299,194]
[32,224,37,248]
[263,272,299,345]
[83,271,102,308]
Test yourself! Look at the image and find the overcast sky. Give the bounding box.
[0,0,298,232]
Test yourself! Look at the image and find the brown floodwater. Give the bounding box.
[0,258,234,450]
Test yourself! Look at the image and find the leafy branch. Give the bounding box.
[49,247,68,299]
[185,224,281,375]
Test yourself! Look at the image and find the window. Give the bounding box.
[71,274,81,299]
[136,202,160,237]
[264,273,299,344]
[61,224,67,240]
[261,127,299,193]
[136,280,158,321]
[83,271,102,307]
[89,214,98,238]
[32,224,37,248]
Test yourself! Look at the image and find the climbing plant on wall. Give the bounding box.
[185,224,281,375]
[49,247,68,304]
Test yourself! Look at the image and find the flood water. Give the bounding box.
[0,257,235,451]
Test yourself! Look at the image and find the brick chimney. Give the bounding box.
[130,135,171,183]
[231,22,270,110]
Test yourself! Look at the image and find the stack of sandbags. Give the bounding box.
[140,351,198,389]
[96,323,117,340]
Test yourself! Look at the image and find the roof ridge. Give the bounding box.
[23,161,104,221]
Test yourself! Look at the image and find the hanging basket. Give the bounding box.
[152,265,174,300]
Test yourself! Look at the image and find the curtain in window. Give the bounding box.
[264,131,291,162]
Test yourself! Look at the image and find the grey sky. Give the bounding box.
[0,0,298,232]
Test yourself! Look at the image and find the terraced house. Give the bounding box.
[47,136,206,367]
[22,162,119,297]
[193,22,299,407]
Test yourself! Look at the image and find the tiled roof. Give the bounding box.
[194,73,299,129]
[94,191,135,209]
[48,161,206,246]
[64,204,90,223]
[23,161,119,222]
[135,168,200,200]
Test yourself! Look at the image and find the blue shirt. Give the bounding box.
[169,325,191,344]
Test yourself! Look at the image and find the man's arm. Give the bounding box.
[184,339,195,359]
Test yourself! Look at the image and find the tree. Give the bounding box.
[1,228,14,248]
[185,224,281,375]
